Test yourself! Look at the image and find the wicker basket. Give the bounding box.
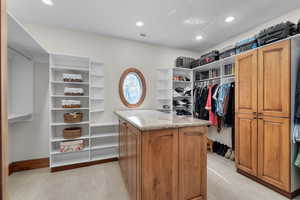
[63,127,82,139]
[64,112,83,123]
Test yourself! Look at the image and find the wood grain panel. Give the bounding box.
[127,124,141,200]
[142,129,178,200]
[179,126,207,200]
[0,0,8,198]
[9,158,49,175]
[235,50,258,115]
[257,116,290,192]
[258,40,290,118]
[235,113,258,176]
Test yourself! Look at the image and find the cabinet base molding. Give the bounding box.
[51,157,118,172]
[9,158,49,175]
[237,169,300,199]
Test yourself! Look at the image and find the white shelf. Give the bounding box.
[51,135,90,142]
[51,107,89,111]
[173,67,193,71]
[91,132,118,139]
[51,158,90,168]
[157,98,171,101]
[51,81,89,85]
[51,146,90,155]
[91,143,118,150]
[8,113,32,123]
[90,109,104,113]
[91,98,104,101]
[173,80,192,83]
[91,74,104,77]
[90,122,118,127]
[90,86,104,89]
[51,95,89,98]
[51,66,89,72]
[173,96,192,98]
[50,54,110,168]
[51,121,90,126]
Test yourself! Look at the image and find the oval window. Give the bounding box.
[119,68,146,108]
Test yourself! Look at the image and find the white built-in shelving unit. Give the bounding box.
[49,54,118,168]
[156,67,194,115]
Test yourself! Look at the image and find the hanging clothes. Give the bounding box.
[194,86,209,120]
[205,84,218,125]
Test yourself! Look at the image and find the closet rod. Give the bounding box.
[8,46,32,61]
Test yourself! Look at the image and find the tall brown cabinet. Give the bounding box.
[235,40,292,196]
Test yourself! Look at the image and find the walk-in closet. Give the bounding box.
[2,0,300,200]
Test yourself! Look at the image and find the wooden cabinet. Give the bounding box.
[235,50,258,115]
[142,129,179,200]
[119,120,128,184]
[258,40,291,118]
[127,124,141,200]
[119,121,141,200]
[179,127,207,200]
[257,116,290,192]
[235,41,291,194]
[235,113,258,176]
[118,121,208,200]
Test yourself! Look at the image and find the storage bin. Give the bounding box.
[64,112,83,123]
[175,57,195,69]
[63,73,83,82]
[235,36,258,54]
[63,127,82,139]
[219,45,236,59]
[64,87,84,96]
[61,100,81,108]
[60,140,84,153]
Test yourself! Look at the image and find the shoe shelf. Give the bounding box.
[49,54,118,169]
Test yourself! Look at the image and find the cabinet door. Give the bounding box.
[257,116,290,192]
[235,113,258,176]
[235,50,258,115]
[142,129,179,200]
[258,40,290,118]
[179,127,207,200]
[127,124,141,200]
[119,121,128,184]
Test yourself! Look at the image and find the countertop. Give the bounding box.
[114,109,211,131]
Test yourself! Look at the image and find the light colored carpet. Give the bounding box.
[9,153,299,200]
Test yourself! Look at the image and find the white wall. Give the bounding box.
[9,24,200,162]
[26,24,201,123]
[202,7,300,54]
[8,62,49,162]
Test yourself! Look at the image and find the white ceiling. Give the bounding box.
[7,0,300,52]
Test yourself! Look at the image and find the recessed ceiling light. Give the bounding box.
[184,17,205,25]
[136,21,144,27]
[195,35,203,41]
[42,0,54,6]
[225,16,235,23]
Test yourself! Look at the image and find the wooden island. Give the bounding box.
[115,110,211,200]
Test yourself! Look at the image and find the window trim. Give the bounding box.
[119,68,146,108]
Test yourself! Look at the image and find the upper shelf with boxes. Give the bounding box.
[178,20,300,72]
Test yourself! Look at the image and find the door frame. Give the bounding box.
[0,0,8,198]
